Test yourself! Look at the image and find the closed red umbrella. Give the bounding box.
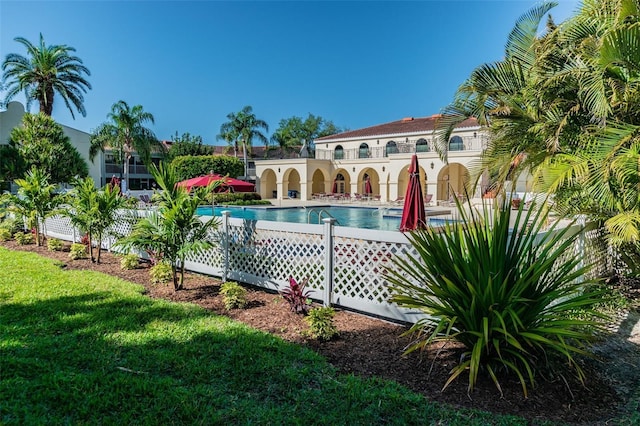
[364,177,372,195]
[399,155,426,231]
[332,180,338,193]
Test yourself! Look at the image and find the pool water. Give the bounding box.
[196,205,448,231]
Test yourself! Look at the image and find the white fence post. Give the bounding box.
[322,218,336,306]
[221,211,230,282]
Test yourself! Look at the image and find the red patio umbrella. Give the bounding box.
[332,180,338,193]
[177,174,255,193]
[399,155,427,232]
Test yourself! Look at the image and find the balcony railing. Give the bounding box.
[315,135,488,160]
[105,163,150,176]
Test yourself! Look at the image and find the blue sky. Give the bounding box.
[1,0,579,146]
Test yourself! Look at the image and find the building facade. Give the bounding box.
[0,101,160,190]
[254,115,512,203]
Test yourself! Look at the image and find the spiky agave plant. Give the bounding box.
[387,197,609,397]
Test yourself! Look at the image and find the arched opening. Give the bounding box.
[358,143,369,159]
[331,170,351,194]
[385,141,398,157]
[397,163,427,199]
[416,138,430,152]
[437,163,470,202]
[311,168,327,194]
[358,168,380,198]
[334,145,344,160]
[449,136,464,151]
[259,168,277,199]
[284,169,301,197]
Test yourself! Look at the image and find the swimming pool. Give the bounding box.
[196,205,449,231]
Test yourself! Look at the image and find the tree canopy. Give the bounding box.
[165,131,213,163]
[437,0,640,250]
[9,113,88,184]
[170,155,244,182]
[270,114,343,153]
[1,33,91,118]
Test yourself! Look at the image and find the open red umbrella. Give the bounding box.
[177,174,255,192]
[399,155,426,231]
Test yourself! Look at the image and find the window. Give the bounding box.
[449,136,464,151]
[385,141,398,157]
[334,145,344,160]
[359,143,369,158]
[416,138,430,152]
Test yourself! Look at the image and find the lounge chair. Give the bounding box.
[424,194,433,206]
[391,196,404,205]
[138,194,152,207]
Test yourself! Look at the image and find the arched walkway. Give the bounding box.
[396,164,427,199]
[437,163,469,201]
[311,168,328,194]
[283,169,301,198]
[259,169,277,199]
[357,168,380,198]
[331,169,351,194]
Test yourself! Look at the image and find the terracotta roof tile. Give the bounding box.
[315,115,479,142]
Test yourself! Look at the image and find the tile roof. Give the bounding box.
[315,115,479,142]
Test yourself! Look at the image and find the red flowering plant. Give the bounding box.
[280,276,313,315]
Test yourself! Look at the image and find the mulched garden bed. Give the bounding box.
[3,239,639,425]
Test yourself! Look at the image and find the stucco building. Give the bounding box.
[254,115,496,203]
[0,101,160,190]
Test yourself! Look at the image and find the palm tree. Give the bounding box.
[116,163,220,290]
[435,2,559,193]
[65,177,133,263]
[89,101,161,190]
[1,33,91,118]
[217,106,269,177]
[5,167,60,246]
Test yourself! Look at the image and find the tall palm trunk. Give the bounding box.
[40,86,54,116]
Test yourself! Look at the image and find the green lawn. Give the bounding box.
[0,247,543,425]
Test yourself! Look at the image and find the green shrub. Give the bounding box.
[149,262,173,284]
[220,281,248,309]
[387,197,609,397]
[47,238,64,251]
[120,253,140,270]
[14,231,34,245]
[69,243,87,260]
[171,155,244,182]
[305,306,338,341]
[211,192,263,205]
[0,228,11,241]
[0,217,21,234]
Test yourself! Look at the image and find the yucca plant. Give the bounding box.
[387,197,609,397]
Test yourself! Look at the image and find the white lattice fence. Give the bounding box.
[224,218,326,294]
[43,215,76,242]
[331,227,424,322]
[36,208,611,324]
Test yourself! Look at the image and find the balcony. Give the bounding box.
[105,163,150,176]
[315,135,488,160]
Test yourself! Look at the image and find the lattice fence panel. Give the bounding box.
[333,236,414,308]
[226,223,326,293]
[184,226,224,276]
[102,209,147,252]
[43,215,76,241]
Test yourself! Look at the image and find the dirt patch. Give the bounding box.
[3,240,639,425]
